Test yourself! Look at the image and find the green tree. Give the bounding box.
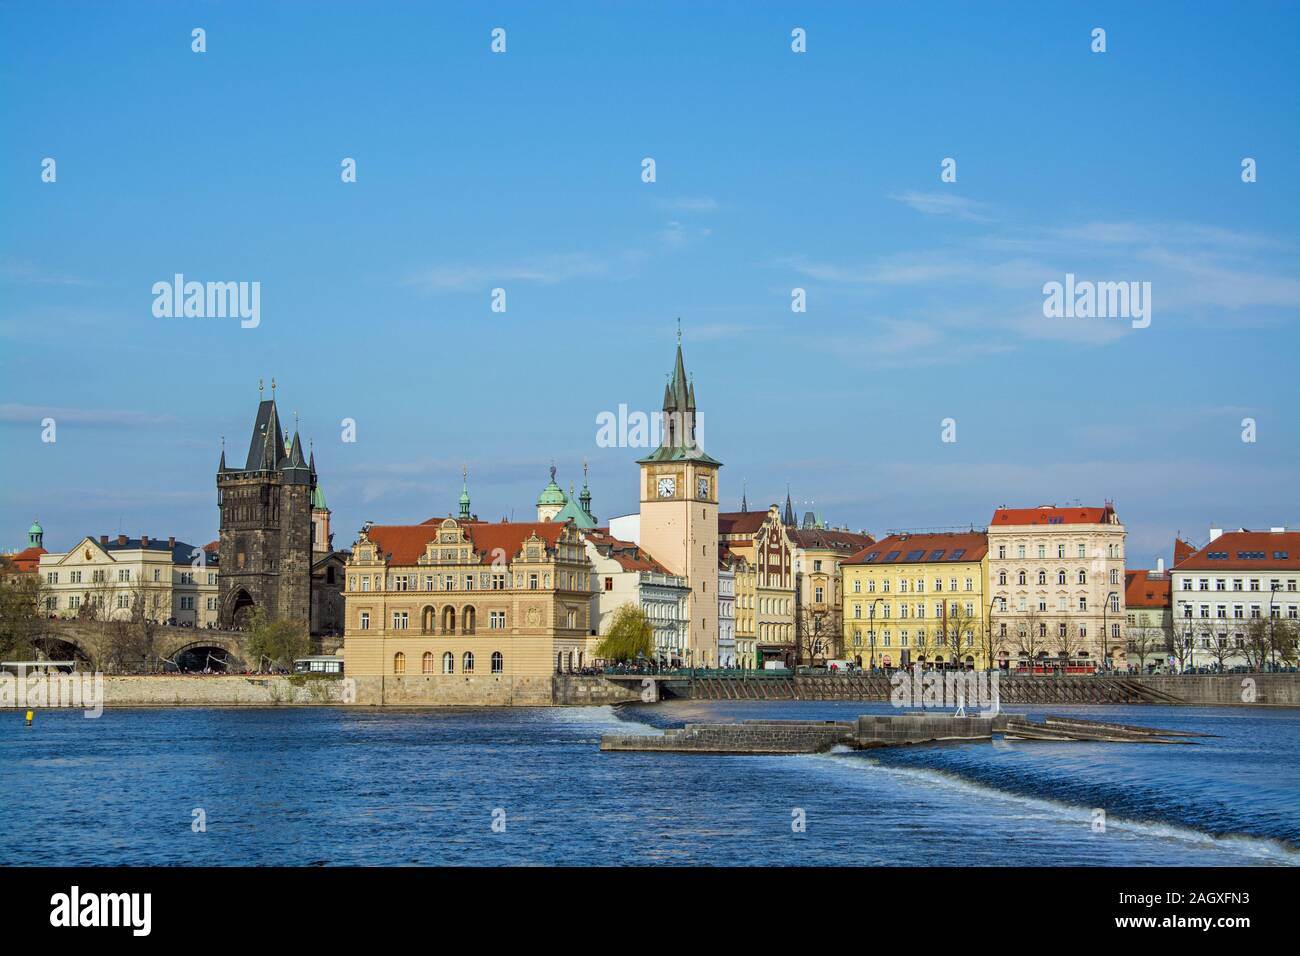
[244,606,310,670]
[596,603,653,662]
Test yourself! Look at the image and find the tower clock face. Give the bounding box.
[697,477,709,499]
[657,477,676,498]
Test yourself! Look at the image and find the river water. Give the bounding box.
[1,701,1296,865]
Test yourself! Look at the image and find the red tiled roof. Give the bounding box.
[365,520,568,566]
[9,546,46,573]
[718,511,771,536]
[585,529,670,575]
[1173,530,1300,571]
[1173,537,1197,567]
[1125,569,1171,609]
[990,505,1117,526]
[845,531,988,565]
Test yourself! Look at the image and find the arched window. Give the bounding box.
[421,651,434,674]
[1078,570,1087,584]
[442,651,454,674]
[1037,570,1047,586]
[998,571,1007,586]
[491,651,503,674]
[421,606,435,634]
[463,606,476,634]
[463,651,474,673]
[393,652,406,675]
[1057,570,1066,585]
[442,606,456,633]
[1017,571,1026,586]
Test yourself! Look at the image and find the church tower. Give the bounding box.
[637,330,721,665]
[216,382,315,628]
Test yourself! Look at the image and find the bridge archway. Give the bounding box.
[30,633,94,666]
[170,641,243,673]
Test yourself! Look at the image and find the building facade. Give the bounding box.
[718,562,736,667]
[986,504,1127,668]
[1170,527,1300,670]
[38,534,220,627]
[1124,565,1173,671]
[341,517,597,700]
[584,528,688,664]
[719,506,796,666]
[788,526,875,663]
[841,531,989,669]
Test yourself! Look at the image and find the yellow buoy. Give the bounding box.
[25,710,34,726]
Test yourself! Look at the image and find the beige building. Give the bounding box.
[719,506,796,667]
[38,534,220,627]
[788,526,875,662]
[636,337,721,666]
[584,528,689,664]
[986,504,1127,668]
[341,517,596,703]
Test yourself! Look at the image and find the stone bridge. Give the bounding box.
[26,620,249,671]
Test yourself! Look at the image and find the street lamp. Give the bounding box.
[1268,582,1280,671]
[986,596,1001,672]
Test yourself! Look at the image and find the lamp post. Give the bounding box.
[1268,582,1280,671]
[986,596,1001,672]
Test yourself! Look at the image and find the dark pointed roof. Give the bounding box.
[244,399,285,471]
[637,335,722,466]
[783,489,796,527]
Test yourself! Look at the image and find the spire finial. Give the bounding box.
[258,378,263,395]
[271,377,276,396]
[549,461,556,483]
[676,317,681,343]
[294,409,299,431]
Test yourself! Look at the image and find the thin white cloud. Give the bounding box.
[656,196,721,213]
[409,253,609,291]
[889,191,994,222]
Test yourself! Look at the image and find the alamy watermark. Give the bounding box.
[595,406,705,449]
[152,274,260,328]
[1042,273,1151,329]
[1,668,104,718]
[890,669,1000,717]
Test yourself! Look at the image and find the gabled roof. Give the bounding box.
[1125,569,1171,609]
[718,511,771,536]
[363,520,570,566]
[787,528,875,553]
[990,505,1118,527]
[1173,537,1197,567]
[9,546,46,573]
[1172,530,1300,571]
[585,529,670,574]
[844,531,988,566]
[554,492,598,529]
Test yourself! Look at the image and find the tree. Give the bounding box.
[978,606,1008,672]
[0,566,44,661]
[936,600,979,670]
[595,603,653,662]
[1016,607,1048,670]
[244,606,310,671]
[1169,625,1198,673]
[1204,624,1235,672]
[1126,623,1166,672]
[795,605,839,666]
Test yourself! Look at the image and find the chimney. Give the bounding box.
[1209,527,1223,542]
[1271,527,1285,533]
[168,536,176,549]
[117,534,128,546]
[99,535,108,545]
[1156,557,1165,573]
[141,535,149,548]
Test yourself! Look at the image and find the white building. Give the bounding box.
[718,563,736,667]
[38,534,220,627]
[1170,527,1300,669]
[583,529,689,665]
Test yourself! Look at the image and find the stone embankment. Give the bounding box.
[598,713,1208,754]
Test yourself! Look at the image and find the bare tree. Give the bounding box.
[1204,624,1235,672]
[935,599,978,670]
[1016,607,1048,671]
[1169,625,1198,673]
[1126,623,1166,673]
[794,605,838,667]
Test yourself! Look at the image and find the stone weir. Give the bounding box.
[598,713,1205,754]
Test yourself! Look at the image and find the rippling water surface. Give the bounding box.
[1,701,1296,865]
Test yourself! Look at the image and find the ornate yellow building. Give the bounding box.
[341,517,595,704]
[719,505,796,667]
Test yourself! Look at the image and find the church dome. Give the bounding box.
[536,466,567,506]
[28,519,43,535]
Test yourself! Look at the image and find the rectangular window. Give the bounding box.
[359,612,370,630]
[490,611,506,630]
[392,611,409,630]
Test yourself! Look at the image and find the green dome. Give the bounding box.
[28,519,43,535]
[536,465,567,506]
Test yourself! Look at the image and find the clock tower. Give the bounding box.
[637,332,721,665]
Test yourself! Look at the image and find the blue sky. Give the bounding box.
[2,1,1297,568]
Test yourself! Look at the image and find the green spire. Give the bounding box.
[28,519,43,548]
[458,465,472,520]
[312,485,328,511]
